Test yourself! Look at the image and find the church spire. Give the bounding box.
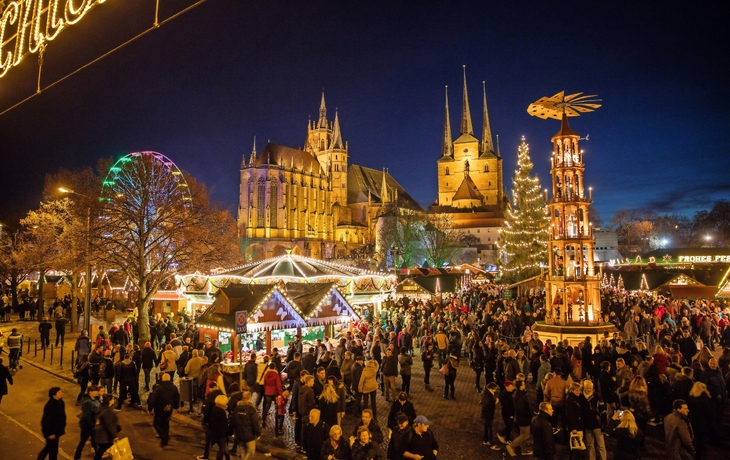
[480,81,494,156]
[460,65,473,135]
[381,168,389,205]
[248,136,257,165]
[441,86,453,158]
[330,110,344,149]
[317,91,327,128]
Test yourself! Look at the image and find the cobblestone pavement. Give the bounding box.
[4,315,730,459]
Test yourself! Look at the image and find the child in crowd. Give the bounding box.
[275,389,290,435]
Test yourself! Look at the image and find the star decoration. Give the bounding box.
[663,254,673,263]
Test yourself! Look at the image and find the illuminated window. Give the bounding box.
[257,179,266,225]
[270,180,278,227]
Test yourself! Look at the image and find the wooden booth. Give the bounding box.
[150,290,188,321]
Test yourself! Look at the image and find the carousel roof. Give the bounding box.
[208,253,391,282]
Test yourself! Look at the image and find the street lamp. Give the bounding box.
[60,187,92,333]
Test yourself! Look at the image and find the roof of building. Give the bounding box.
[254,143,323,173]
[452,173,484,202]
[347,165,422,210]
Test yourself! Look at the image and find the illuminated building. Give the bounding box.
[238,93,420,262]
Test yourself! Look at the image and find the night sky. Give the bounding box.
[1,1,728,227]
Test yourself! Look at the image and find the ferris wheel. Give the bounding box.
[99,151,192,205]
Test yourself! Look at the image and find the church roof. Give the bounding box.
[452,173,484,202]
[347,165,422,211]
[453,132,479,144]
[254,143,322,173]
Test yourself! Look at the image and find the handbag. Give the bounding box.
[107,437,134,460]
[439,363,449,375]
[159,359,168,371]
[570,431,586,450]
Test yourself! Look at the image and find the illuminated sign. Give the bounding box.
[678,255,730,263]
[401,285,419,291]
[0,0,109,79]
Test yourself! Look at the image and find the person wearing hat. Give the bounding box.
[6,328,23,370]
[387,391,417,429]
[388,413,412,460]
[399,415,439,460]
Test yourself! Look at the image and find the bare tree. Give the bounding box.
[419,213,463,268]
[95,153,242,342]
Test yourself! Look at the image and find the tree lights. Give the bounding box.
[497,137,549,282]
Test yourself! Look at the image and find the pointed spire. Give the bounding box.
[330,110,344,149]
[441,86,453,158]
[480,81,494,156]
[460,65,473,135]
[496,134,501,158]
[248,136,257,164]
[317,91,327,128]
[381,168,389,205]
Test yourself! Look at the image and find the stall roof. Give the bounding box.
[669,286,719,299]
[285,282,360,326]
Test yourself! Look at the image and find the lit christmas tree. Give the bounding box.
[498,136,549,282]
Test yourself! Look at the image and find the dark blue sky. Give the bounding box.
[1,1,728,225]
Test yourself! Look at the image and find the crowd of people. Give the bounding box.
[5,280,730,460]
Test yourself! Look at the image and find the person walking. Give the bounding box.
[74,354,91,405]
[531,402,555,460]
[421,343,435,392]
[506,379,533,457]
[147,372,180,446]
[358,359,379,419]
[381,347,399,402]
[581,380,607,460]
[141,341,157,392]
[442,354,459,400]
[302,409,330,460]
[0,358,12,405]
[38,387,66,460]
[54,315,67,347]
[73,385,101,460]
[39,317,52,349]
[7,328,23,370]
[231,390,261,460]
[116,353,141,409]
[481,382,500,450]
[208,395,230,460]
[94,394,120,460]
[497,380,515,445]
[664,399,697,460]
[398,346,413,396]
[74,331,92,361]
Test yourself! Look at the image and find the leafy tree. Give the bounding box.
[497,137,549,282]
[95,153,242,342]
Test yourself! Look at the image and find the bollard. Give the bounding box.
[60,346,64,367]
[50,345,54,365]
[71,350,75,367]
[27,338,31,355]
[35,340,38,357]
[42,344,46,361]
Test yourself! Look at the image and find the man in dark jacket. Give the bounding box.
[148,373,180,446]
[381,348,399,402]
[503,350,521,382]
[244,351,259,391]
[497,380,515,444]
[531,402,555,460]
[481,382,499,449]
[54,316,67,347]
[664,399,696,460]
[141,342,157,392]
[284,352,303,388]
[116,354,141,409]
[350,355,365,415]
[39,317,52,348]
[565,383,584,434]
[700,358,727,445]
[388,414,412,460]
[302,347,317,375]
[199,382,224,460]
[38,387,66,460]
[506,379,533,457]
[672,367,694,402]
[231,391,261,460]
[302,409,329,460]
[73,385,100,460]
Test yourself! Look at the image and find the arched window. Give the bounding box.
[445,167,450,175]
[484,164,489,172]
[270,179,278,228]
[257,179,266,225]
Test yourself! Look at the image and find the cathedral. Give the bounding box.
[432,67,507,264]
[238,67,506,266]
[237,94,421,262]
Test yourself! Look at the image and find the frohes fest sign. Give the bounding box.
[0,0,109,79]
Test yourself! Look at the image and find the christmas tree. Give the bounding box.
[498,137,549,282]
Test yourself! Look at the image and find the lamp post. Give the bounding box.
[60,187,92,334]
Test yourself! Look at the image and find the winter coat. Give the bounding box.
[500,388,515,420]
[351,440,383,460]
[148,381,180,415]
[531,411,554,460]
[480,388,497,422]
[513,389,532,427]
[599,370,617,404]
[387,400,417,429]
[40,397,66,438]
[117,359,137,383]
[298,385,316,417]
[320,436,351,460]
[565,393,584,432]
[700,367,728,402]
[582,393,605,430]
[231,401,261,443]
[606,420,643,460]
[544,375,568,406]
[398,353,413,376]
[263,369,283,396]
[664,410,696,460]
[358,360,379,394]
[381,355,398,377]
[78,395,100,429]
[351,361,364,392]
[503,356,521,381]
[302,420,330,459]
[94,405,119,444]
